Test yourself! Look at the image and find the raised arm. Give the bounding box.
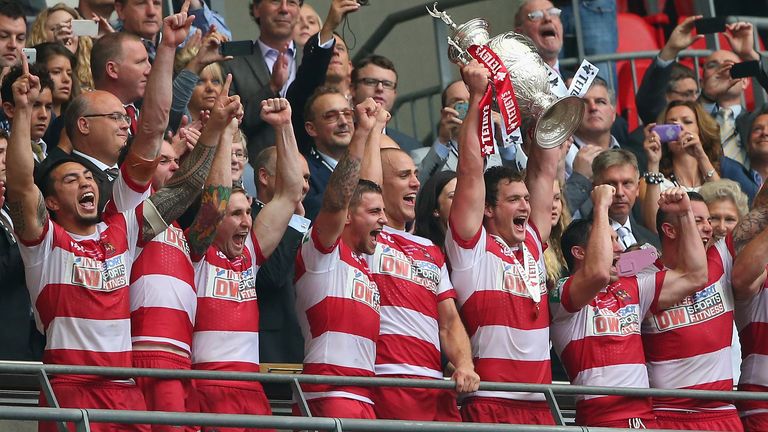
[448,61,490,242]
[526,137,565,244]
[143,75,241,242]
[252,98,305,259]
[564,185,616,310]
[657,187,709,309]
[5,59,47,243]
[731,184,768,300]
[126,0,195,184]
[185,117,236,258]
[313,98,379,249]
[359,104,390,185]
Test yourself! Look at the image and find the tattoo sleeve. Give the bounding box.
[733,206,768,254]
[6,191,48,238]
[320,154,362,213]
[186,184,231,257]
[142,142,217,242]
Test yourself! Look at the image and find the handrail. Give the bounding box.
[0,405,656,431]
[3,362,767,402]
[351,0,481,64]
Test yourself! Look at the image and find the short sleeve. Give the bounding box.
[638,269,666,315]
[445,223,486,272]
[17,218,53,266]
[105,165,151,214]
[436,261,457,302]
[299,227,341,273]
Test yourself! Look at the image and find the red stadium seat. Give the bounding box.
[615,13,661,129]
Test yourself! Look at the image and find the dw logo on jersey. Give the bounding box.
[349,269,380,312]
[590,304,640,336]
[161,225,190,255]
[377,246,439,292]
[71,255,127,292]
[211,267,257,302]
[652,282,726,331]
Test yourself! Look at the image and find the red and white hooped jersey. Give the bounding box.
[191,231,264,388]
[109,168,196,355]
[18,195,149,374]
[365,226,456,379]
[445,223,550,401]
[295,228,380,404]
[550,272,664,426]
[735,266,768,418]
[642,238,736,412]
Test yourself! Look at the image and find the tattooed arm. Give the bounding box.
[142,74,241,243]
[313,98,380,250]
[5,62,48,243]
[252,98,304,259]
[185,118,235,257]
[731,184,768,300]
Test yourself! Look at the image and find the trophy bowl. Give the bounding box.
[447,18,490,64]
[486,32,584,148]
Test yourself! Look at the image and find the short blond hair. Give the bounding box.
[699,179,749,217]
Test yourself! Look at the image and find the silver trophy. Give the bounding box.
[428,3,584,148]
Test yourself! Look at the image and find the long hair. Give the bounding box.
[28,3,94,90]
[414,170,457,252]
[656,100,722,178]
[544,180,571,288]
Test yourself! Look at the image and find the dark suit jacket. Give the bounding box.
[386,127,421,153]
[69,152,115,213]
[221,40,304,164]
[0,205,45,361]
[252,202,306,363]
[563,171,661,249]
[286,34,334,156]
[302,148,333,222]
[721,156,760,205]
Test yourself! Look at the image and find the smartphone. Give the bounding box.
[731,60,761,79]
[220,41,254,57]
[71,19,98,37]
[694,17,726,34]
[651,124,682,143]
[22,48,36,65]
[453,101,469,120]
[616,247,658,277]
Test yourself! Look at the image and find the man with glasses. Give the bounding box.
[514,0,563,72]
[351,54,421,153]
[302,86,355,220]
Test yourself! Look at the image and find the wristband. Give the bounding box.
[644,172,665,185]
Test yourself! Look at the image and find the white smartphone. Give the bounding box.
[71,19,98,37]
[22,48,36,65]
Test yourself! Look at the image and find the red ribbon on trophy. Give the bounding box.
[467,44,523,156]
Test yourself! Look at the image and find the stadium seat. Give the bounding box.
[615,13,661,129]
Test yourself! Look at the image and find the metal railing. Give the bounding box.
[2,362,767,432]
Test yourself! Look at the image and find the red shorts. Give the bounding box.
[190,382,273,432]
[292,398,376,419]
[742,412,768,432]
[39,378,150,432]
[460,397,555,425]
[370,377,459,421]
[133,350,191,432]
[655,409,743,431]
[591,418,659,429]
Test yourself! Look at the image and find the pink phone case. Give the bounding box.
[617,248,658,276]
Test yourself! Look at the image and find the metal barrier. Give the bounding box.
[1,362,767,431]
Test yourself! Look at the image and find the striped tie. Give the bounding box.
[718,107,745,165]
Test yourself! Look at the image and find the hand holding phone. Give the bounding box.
[730,61,760,79]
[219,41,254,57]
[695,17,726,34]
[651,124,682,143]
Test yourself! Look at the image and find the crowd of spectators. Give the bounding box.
[2,0,768,430]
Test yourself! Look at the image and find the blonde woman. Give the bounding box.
[545,180,572,289]
[28,3,94,90]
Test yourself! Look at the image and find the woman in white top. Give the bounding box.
[640,100,723,231]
